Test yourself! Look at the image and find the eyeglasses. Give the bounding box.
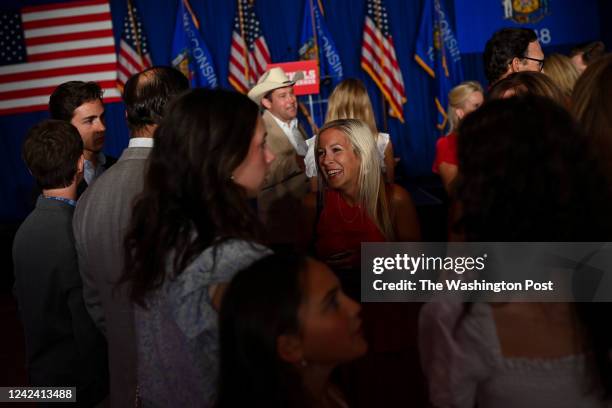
[522,56,544,71]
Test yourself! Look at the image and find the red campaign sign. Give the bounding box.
[267,60,319,96]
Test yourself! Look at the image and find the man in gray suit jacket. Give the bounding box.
[248,67,310,247]
[73,67,189,408]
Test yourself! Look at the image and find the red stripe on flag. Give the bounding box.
[117,64,130,77]
[362,59,403,116]
[23,12,111,30]
[0,80,117,101]
[228,74,248,94]
[103,96,122,103]
[25,29,113,46]
[22,0,109,14]
[1,1,118,115]
[228,55,245,74]
[118,47,145,73]
[0,104,50,115]
[231,38,246,57]
[361,40,404,94]
[250,51,264,79]
[361,15,406,122]
[0,62,117,83]
[227,2,270,96]
[362,29,404,92]
[255,38,271,64]
[117,64,133,82]
[381,38,404,85]
[0,95,121,116]
[28,46,116,61]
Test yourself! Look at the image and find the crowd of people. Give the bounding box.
[10,26,612,407]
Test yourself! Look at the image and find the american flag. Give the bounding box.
[228,0,271,94]
[0,0,120,116]
[361,0,406,122]
[117,0,152,88]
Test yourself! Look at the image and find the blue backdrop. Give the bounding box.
[455,0,600,53]
[1,0,609,222]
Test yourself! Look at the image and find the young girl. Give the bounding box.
[217,253,367,408]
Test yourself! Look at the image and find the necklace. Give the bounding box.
[336,191,361,224]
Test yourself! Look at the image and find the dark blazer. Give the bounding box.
[12,197,108,407]
[73,146,150,408]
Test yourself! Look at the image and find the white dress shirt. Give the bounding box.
[270,114,308,156]
[128,137,155,148]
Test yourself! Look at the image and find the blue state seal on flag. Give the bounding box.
[503,0,550,24]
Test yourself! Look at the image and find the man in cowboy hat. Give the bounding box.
[248,67,309,248]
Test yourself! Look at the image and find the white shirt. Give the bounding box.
[128,137,154,148]
[270,114,308,156]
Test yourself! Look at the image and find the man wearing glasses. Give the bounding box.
[483,28,545,85]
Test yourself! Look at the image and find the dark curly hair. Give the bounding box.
[483,28,537,84]
[454,94,612,241]
[122,89,264,306]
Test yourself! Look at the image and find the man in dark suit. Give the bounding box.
[13,120,108,407]
[49,81,116,196]
[73,67,189,408]
[247,67,310,247]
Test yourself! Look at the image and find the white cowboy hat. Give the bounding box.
[247,67,303,104]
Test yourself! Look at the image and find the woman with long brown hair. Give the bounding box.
[121,89,274,406]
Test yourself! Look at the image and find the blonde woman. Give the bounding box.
[303,119,419,280]
[543,53,580,101]
[433,81,484,192]
[302,120,420,405]
[304,79,396,189]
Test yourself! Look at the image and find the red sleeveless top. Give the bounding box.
[315,189,386,267]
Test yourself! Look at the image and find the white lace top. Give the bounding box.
[419,302,609,408]
[304,132,390,178]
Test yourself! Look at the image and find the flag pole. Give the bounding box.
[183,0,200,29]
[126,0,143,60]
[309,0,320,63]
[237,0,250,87]
[299,101,318,134]
[308,0,319,127]
[373,0,388,131]
[307,95,316,130]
